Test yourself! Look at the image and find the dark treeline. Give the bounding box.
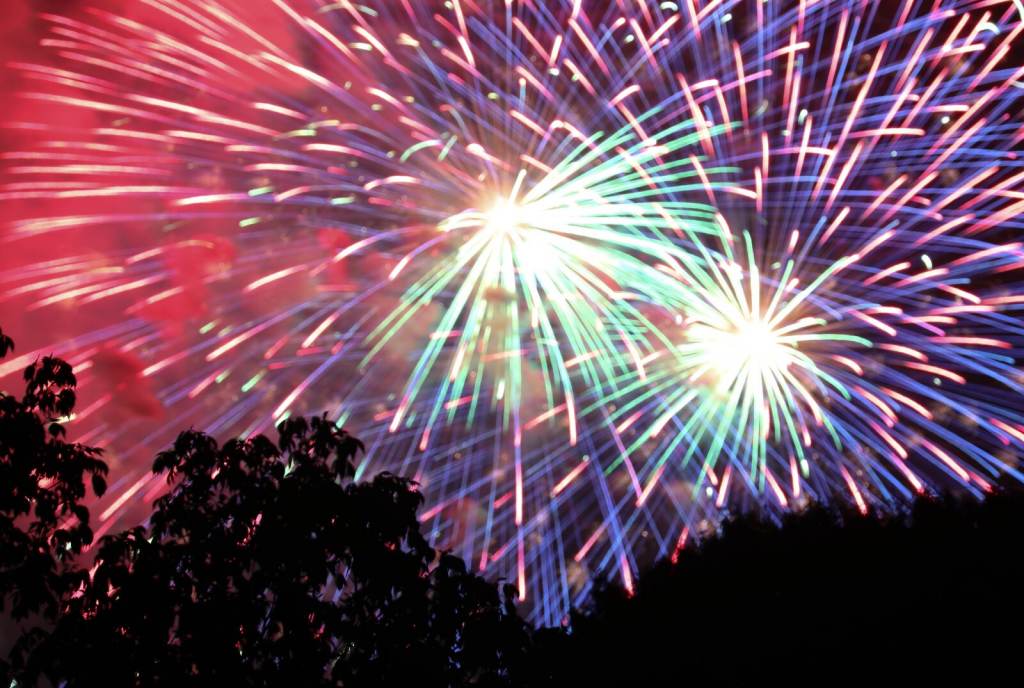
[2,327,1022,686]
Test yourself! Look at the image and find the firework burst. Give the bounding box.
[579,0,1024,598]
[0,0,729,622]
[2,0,1024,624]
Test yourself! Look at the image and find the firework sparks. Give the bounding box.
[1,1,1023,624]
[583,0,1024,596]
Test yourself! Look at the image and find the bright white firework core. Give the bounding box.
[689,317,791,387]
[484,199,533,236]
[732,320,787,370]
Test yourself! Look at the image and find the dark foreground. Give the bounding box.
[3,327,1022,686]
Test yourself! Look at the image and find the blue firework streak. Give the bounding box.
[570,0,1024,601]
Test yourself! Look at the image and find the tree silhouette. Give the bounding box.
[4,323,1024,685]
[533,492,1024,684]
[9,412,529,687]
[0,327,108,680]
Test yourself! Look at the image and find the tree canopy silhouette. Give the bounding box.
[0,331,529,687]
[3,326,1023,686]
[0,326,108,677]
[12,418,531,687]
[537,491,1024,684]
